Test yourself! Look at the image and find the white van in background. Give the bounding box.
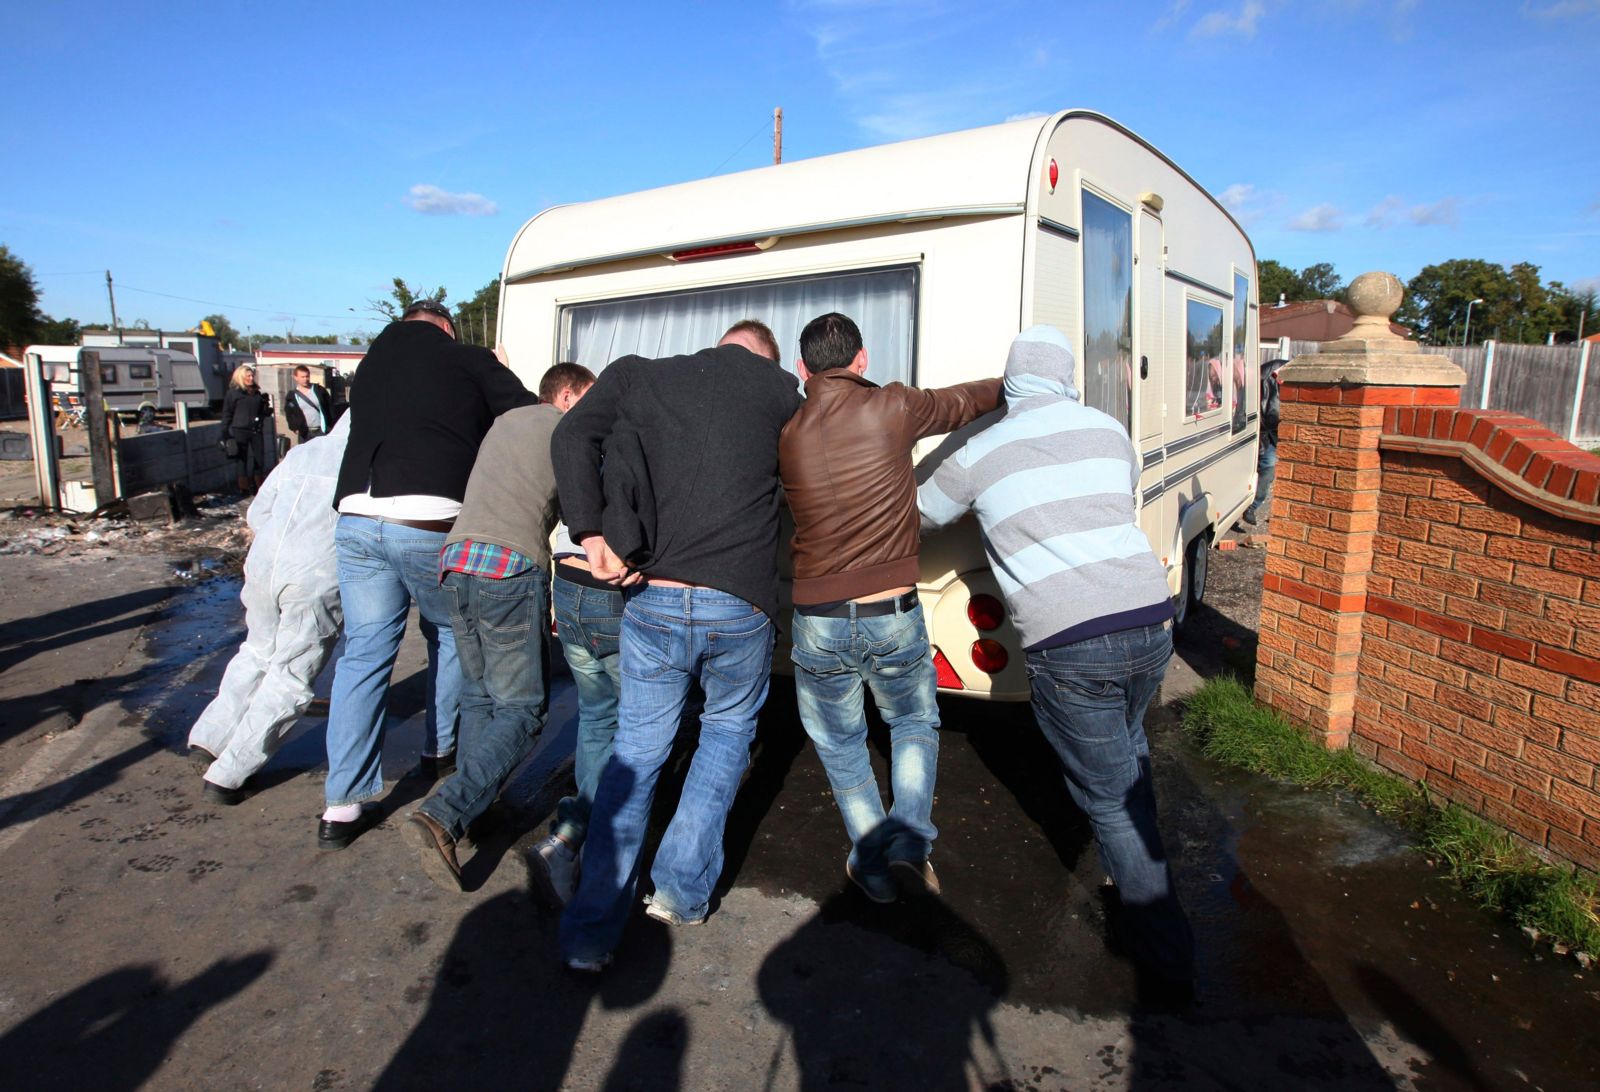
[497,109,1259,700]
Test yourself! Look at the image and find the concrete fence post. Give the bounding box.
[1479,339,1497,410]
[1254,272,1467,748]
[175,401,195,493]
[1571,341,1591,443]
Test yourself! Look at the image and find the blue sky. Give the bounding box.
[5,0,1597,341]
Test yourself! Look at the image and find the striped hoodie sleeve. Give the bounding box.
[918,448,974,532]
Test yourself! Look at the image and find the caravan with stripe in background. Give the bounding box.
[497,109,1259,700]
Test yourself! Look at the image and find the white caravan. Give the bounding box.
[498,110,1259,700]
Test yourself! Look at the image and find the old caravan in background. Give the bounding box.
[498,110,1259,700]
[24,344,210,419]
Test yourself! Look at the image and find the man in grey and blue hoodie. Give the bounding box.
[918,325,1194,995]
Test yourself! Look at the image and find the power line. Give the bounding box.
[113,283,360,322]
[708,118,772,177]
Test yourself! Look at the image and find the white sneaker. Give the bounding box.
[643,893,706,926]
[564,952,611,974]
[530,834,578,907]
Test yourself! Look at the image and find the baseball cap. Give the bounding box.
[401,298,456,332]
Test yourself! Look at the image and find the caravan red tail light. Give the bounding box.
[932,647,965,690]
[670,240,763,262]
[970,639,1008,675]
[966,594,1004,632]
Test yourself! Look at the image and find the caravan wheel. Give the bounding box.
[1174,531,1211,630]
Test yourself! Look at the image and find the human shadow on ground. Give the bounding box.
[0,953,272,1091]
[757,888,1010,1090]
[0,585,173,666]
[373,889,675,1092]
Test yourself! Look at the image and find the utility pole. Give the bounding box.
[105,270,122,345]
[774,107,783,165]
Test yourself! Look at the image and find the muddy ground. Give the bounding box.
[0,510,1596,1090]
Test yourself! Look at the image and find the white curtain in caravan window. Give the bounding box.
[561,266,917,386]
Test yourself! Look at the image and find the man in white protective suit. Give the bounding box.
[188,412,351,804]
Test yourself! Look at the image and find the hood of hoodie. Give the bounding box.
[1002,324,1079,404]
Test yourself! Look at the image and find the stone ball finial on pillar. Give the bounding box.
[1345,272,1404,338]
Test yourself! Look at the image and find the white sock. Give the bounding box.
[323,803,361,823]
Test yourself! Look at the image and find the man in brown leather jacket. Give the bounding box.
[778,312,1001,902]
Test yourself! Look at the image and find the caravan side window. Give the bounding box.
[129,363,154,380]
[1081,190,1133,432]
[101,364,118,384]
[560,265,917,384]
[1231,273,1250,434]
[1184,300,1225,418]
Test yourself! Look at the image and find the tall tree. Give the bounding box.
[1549,282,1599,342]
[1299,262,1345,302]
[201,313,242,348]
[0,244,45,349]
[37,315,82,344]
[366,278,446,324]
[1257,259,1302,307]
[1399,259,1515,344]
[453,275,501,348]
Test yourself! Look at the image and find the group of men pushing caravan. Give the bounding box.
[187,297,1194,997]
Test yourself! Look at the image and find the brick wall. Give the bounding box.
[1257,389,1600,871]
[1355,410,1600,870]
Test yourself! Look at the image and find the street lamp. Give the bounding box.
[1462,298,1484,347]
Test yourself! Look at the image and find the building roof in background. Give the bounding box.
[0,351,21,368]
[1260,299,1410,341]
[256,343,365,355]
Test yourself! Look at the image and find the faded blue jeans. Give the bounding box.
[551,571,624,848]
[560,585,773,964]
[1245,437,1277,522]
[324,516,461,808]
[790,601,939,875]
[419,568,549,841]
[1025,620,1193,981]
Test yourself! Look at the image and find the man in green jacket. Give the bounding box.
[403,362,594,891]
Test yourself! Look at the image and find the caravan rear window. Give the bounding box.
[559,265,918,384]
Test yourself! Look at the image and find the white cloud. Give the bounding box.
[1365,194,1460,228]
[794,0,1029,140]
[1004,110,1049,123]
[1287,203,1344,232]
[1522,0,1600,19]
[1217,182,1280,226]
[402,184,498,217]
[1152,0,1192,32]
[1193,1,1266,38]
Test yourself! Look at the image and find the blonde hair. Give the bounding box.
[230,364,257,390]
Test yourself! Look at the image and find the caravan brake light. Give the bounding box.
[970,639,1008,675]
[670,241,763,262]
[932,647,964,690]
[966,594,1004,631]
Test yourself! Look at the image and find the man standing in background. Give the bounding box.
[284,365,333,444]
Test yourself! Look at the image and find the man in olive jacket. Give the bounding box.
[778,311,1001,902]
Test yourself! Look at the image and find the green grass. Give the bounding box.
[1182,676,1600,957]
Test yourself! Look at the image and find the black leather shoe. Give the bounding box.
[202,779,247,806]
[317,807,378,850]
[409,751,457,782]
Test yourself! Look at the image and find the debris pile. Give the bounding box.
[0,495,251,570]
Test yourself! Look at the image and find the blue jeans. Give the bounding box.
[560,585,773,963]
[323,516,462,807]
[1246,439,1277,521]
[790,601,939,874]
[420,569,549,841]
[1025,621,1194,980]
[551,571,624,848]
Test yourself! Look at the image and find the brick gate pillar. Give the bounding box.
[1253,272,1466,747]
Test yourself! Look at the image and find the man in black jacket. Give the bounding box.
[283,365,333,443]
[318,298,535,850]
[553,320,802,971]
